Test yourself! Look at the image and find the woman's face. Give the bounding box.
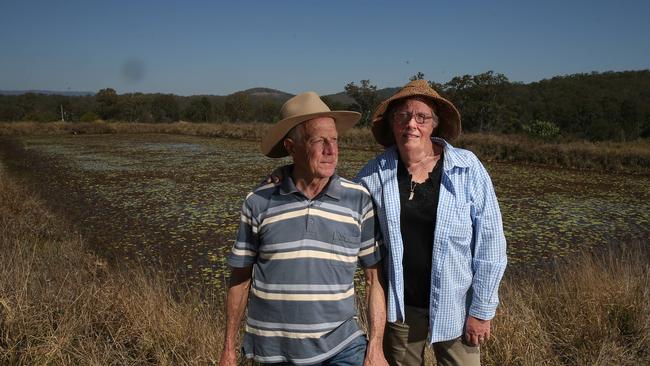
[390,98,437,150]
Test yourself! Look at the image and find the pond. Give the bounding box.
[1,134,648,291]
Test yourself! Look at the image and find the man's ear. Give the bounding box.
[283,138,294,157]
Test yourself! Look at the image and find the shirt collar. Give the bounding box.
[382,138,472,173]
[279,168,342,200]
[431,137,472,171]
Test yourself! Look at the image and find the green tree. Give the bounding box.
[253,99,281,123]
[409,72,445,96]
[120,93,153,122]
[224,92,251,122]
[95,88,119,120]
[183,97,213,122]
[444,71,511,132]
[344,79,378,126]
[409,72,425,81]
[151,94,180,122]
[321,96,347,112]
[619,99,640,140]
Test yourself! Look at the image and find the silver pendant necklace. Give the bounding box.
[409,180,417,200]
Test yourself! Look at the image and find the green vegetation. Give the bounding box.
[79,111,100,122]
[1,70,648,141]
[344,79,380,126]
[522,120,561,141]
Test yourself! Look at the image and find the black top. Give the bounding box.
[397,153,444,309]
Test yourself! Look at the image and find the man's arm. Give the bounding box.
[219,266,253,366]
[363,264,388,366]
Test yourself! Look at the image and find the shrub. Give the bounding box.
[80,111,100,122]
[523,120,561,141]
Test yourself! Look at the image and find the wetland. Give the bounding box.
[1,134,648,292]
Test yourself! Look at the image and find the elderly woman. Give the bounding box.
[355,80,507,366]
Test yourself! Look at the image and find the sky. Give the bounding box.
[1,0,649,96]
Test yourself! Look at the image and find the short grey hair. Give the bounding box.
[285,122,305,143]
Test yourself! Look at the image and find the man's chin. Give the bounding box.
[316,167,336,178]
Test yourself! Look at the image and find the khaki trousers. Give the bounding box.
[383,306,480,366]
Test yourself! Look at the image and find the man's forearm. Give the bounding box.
[363,264,388,366]
[221,267,253,358]
[364,264,387,343]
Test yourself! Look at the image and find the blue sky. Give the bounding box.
[1,0,648,95]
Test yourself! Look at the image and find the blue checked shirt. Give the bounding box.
[355,137,507,343]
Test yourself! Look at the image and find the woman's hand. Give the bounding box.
[262,164,290,184]
[464,316,491,347]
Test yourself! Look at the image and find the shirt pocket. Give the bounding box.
[447,202,473,246]
[329,231,360,269]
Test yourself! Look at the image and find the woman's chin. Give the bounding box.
[398,138,425,149]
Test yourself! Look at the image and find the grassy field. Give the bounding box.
[1,121,649,174]
[1,136,649,364]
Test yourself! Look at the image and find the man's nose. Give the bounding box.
[323,141,336,154]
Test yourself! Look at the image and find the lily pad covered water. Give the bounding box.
[2,134,648,290]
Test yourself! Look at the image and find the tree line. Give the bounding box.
[1,70,648,141]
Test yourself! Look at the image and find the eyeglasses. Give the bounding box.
[392,111,434,125]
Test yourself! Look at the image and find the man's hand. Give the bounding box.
[218,348,237,366]
[464,316,491,347]
[364,339,389,366]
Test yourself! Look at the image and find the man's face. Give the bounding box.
[288,117,338,180]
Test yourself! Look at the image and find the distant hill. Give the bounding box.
[323,87,401,106]
[239,87,293,100]
[233,86,403,109]
[0,90,93,96]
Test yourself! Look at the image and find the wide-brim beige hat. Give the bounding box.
[371,79,462,147]
[261,91,361,158]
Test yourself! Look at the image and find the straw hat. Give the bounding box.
[371,80,461,147]
[261,91,361,158]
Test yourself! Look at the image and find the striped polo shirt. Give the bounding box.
[228,173,383,365]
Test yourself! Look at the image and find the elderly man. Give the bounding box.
[219,92,388,366]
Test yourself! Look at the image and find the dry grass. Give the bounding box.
[1,121,649,173]
[457,133,650,174]
[483,243,650,366]
[0,163,226,365]
[1,149,648,365]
